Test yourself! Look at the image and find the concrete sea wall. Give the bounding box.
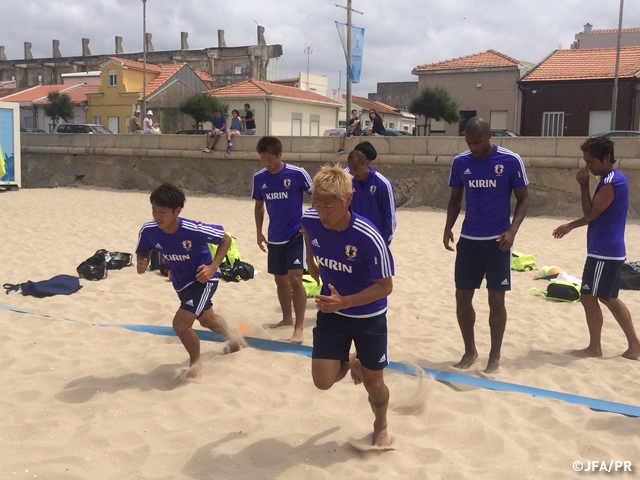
[19,133,640,218]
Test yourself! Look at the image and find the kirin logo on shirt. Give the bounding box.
[182,240,192,251]
[370,185,377,194]
[345,245,358,259]
[283,178,291,188]
[495,164,504,176]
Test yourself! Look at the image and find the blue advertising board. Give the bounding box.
[0,102,21,187]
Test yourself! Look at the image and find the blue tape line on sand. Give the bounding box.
[109,323,640,418]
[2,303,639,417]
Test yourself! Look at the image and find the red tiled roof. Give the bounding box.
[521,46,640,82]
[414,49,520,72]
[195,71,216,84]
[343,94,398,115]
[591,27,640,34]
[142,63,186,96]
[0,84,75,103]
[0,88,25,98]
[103,56,162,73]
[208,79,341,105]
[33,84,100,104]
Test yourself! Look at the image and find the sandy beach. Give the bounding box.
[1,186,639,479]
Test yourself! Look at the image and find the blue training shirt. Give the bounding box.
[348,166,397,243]
[251,163,312,244]
[212,115,226,132]
[136,218,225,292]
[302,209,394,318]
[449,145,528,239]
[587,169,628,260]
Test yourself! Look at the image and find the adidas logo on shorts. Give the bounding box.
[185,299,194,306]
[501,279,509,285]
[293,259,301,265]
[582,284,590,290]
[379,354,386,363]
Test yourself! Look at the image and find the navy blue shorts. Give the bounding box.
[455,237,511,291]
[177,280,218,317]
[581,257,624,300]
[267,233,305,276]
[312,311,388,371]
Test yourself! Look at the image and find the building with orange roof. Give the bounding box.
[519,46,640,136]
[86,57,211,133]
[412,50,533,136]
[572,23,640,50]
[0,83,95,131]
[340,94,414,133]
[207,78,341,136]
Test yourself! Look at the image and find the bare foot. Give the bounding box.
[268,319,293,329]
[484,358,499,374]
[224,335,247,354]
[349,352,363,385]
[621,345,640,360]
[372,425,391,448]
[185,361,203,379]
[453,352,478,369]
[290,327,304,344]
[569,347,602,358]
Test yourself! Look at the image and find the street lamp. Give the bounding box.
[141,0,147,115]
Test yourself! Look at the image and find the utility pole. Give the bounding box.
[611,0,624,130]
[142,0,147,116]
[336,2,362,127]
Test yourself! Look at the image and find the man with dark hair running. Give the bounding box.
[553,136,640,359]
[136,183,243,379]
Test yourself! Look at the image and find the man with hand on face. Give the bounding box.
[443,116,529,374]
[553,136,640,360]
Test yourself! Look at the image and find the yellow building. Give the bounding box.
[86,57,160,134]
[87,57,213,134]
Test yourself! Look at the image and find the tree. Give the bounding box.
[43,91,74,126]
[409,87,460,136]
[179,93,229,129]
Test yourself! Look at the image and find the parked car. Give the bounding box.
[20,127,47,133]
[53,123,113,134]
[490,129,518,137]
[593,130,640,137]
[361,127,412,137]
[323,128,346,137]
[175,129,208,135]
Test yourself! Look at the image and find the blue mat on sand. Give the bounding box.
[2,303,639,417]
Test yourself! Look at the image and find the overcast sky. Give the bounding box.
[1,1,638,97]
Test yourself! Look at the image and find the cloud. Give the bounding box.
[1,0,638,93]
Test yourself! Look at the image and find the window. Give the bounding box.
[542,112,564,137]
[292,119,302,136]
[310,120,319,136]
[387,122,395,129]
[37,74,42,85]
[93,117,102,125]
[234,65,242,75]
[490,110,508,130]
[431,119,446,133]
[108,69,117,87]
[588,110,611,136]
[108,116,119,134]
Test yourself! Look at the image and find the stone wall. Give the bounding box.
[19,133,640,218]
